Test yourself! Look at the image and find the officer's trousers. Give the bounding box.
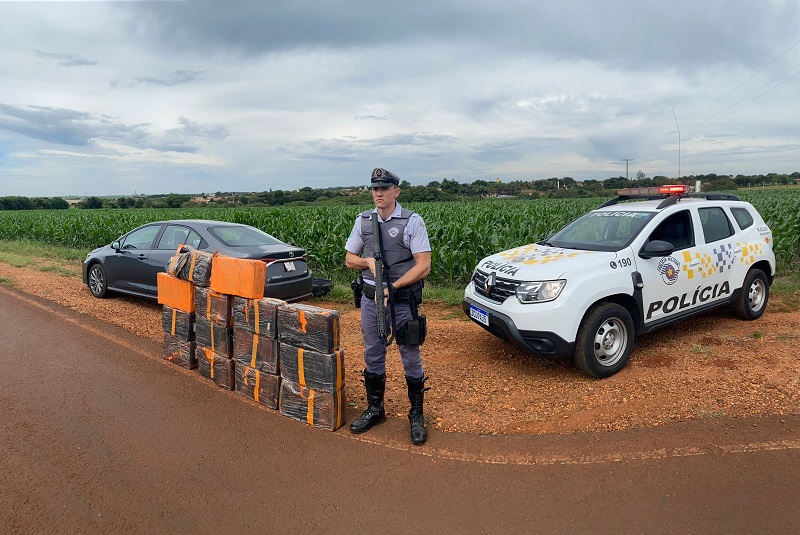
[360,294,424,378]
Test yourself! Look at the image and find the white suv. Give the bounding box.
[463,185,776,378]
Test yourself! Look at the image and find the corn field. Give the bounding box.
[0,191,797,287]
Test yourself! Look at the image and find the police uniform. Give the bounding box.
[345,200,430,377]
[345,167,431,445]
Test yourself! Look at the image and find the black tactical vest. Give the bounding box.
[360,208,415,286]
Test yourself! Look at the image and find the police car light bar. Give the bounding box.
[658,184,689,195]
[616,185,689,196]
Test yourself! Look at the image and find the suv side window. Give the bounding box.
[699,207,733,243]
[648,210,694,250]
[730,207,754,230]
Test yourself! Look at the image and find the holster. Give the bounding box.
[351,274,364,308]
[396,315,427,347]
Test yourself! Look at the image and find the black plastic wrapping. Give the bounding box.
[234,362,280,409]
[194,286,233,327]
[279,379,345,431]
[196,346,235,390]
[232,329,279,374]
[166,245,214,286]
[195,316,232,357]
[232,296,284,337]
[279,343,344,392]
[277,303,340,354]
[161,306,195,341]
[163,334,197,369]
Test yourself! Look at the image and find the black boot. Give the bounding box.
[406,375,429,445]
[349,371,387,434]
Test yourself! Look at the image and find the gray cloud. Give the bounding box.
[111,70,202,88]
[118,0,797,72]
[33,49,97,67]
[0,103,226,155]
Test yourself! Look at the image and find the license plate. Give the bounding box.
[284,261,295,272]
[469,304,489,326]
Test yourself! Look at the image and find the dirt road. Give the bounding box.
[2,285,799,534]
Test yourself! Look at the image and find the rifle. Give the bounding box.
[372,214,394,346]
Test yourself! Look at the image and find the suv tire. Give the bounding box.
[574,303,635,378]
[735,268,769,320]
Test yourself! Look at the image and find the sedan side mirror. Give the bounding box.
[639,239,674,260]
[112,240,121,252]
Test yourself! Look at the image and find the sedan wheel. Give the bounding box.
[88,263,109,298]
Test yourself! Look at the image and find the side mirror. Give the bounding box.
[112,240,121,252]
[639,239,674,259]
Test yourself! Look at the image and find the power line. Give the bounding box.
[639,39,800,160]
[679,39,800,133]
[685,61,800,136]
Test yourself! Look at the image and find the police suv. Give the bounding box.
[463,185,775,378]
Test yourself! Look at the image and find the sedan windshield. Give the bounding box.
[545,211,655,252]
[208,225,284,247]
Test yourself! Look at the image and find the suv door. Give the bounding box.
[637,209,701,326]
[682,206,737,305]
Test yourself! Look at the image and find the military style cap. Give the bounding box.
[370,167,400,187]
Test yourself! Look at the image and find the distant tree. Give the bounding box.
[164,194,184,208]
[706,178,737,191]
[84,197,104,209]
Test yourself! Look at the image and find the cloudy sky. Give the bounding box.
[0,1,798,197]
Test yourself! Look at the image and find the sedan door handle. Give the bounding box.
[137,254,147,260]
[734,248,743,254]
[689,259,700,266]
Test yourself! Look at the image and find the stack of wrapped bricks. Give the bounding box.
[158,246,347,432]
[158,245,214,370]
[232,296,285,409]
[197,255,268,390]
[277,303,345,431]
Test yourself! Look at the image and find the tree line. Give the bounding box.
[4,171,798,210]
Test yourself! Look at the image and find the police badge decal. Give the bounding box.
[657,256,680,285]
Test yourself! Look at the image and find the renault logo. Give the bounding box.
[484,271,496,297]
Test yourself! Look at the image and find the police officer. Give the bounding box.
[345,168,432,445]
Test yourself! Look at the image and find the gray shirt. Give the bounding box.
[345,201,431,258]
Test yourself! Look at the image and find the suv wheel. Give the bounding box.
[574,303,634,378]
[735,268,769,320]
[88,263,109,298]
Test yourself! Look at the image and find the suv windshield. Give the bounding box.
[546,210,654,252]
[208,225,284,247]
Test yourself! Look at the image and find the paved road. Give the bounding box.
[1,286,798,534]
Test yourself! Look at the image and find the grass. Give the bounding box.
[750,331,765,340]
[0,276,14,286]
[314,278,465,308]
[37,264,80,277]
[691,344,713,355]
[0,252,35,268]
[0,239,86,263]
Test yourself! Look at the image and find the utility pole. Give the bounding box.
[621,158,633,180]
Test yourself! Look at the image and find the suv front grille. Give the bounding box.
[472,269,519,303]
